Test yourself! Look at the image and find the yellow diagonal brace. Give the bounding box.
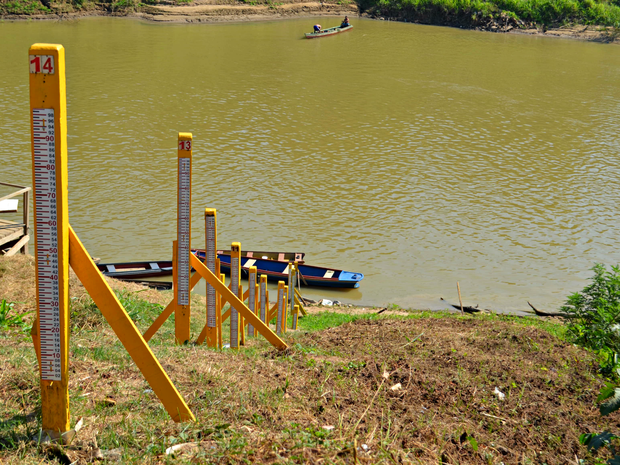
[69,226,195,422]
[143,272,201,343]
[294,292,307,316]
[190,254,287,350]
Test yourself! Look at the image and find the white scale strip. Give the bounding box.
[206,216,216,328]
[33,108,62,381]
[177,157,190,306]
[248,271,256,336]
[230,256,239,347]
[260,281,266,323]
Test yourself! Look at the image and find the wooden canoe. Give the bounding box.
[97,250,363,289]
[305,25,353,39]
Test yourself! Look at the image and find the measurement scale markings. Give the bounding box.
[33,108,62,381]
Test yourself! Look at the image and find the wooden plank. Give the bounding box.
[4,235,30,257]
[143,271,201,342]
[189,253,287,350]
[69,226,194,422]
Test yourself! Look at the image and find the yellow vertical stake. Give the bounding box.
[247,266,257,337]
[204,209,218,347]
[218,268,224,349]
[276,281,285,336]
[230,242,241,349]
[239,284,245,346]
[176,133,192,345]
[259,275,267,324]
[283,285,289,333]
[293,305,300,330]
[29,43,70,437]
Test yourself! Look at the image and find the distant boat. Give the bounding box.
[305,25,353,39]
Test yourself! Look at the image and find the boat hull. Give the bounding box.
[97,250,363,289]
[305,25,353,39]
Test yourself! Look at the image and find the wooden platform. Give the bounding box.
[0,182,30,256]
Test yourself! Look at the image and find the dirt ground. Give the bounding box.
[1,254,618,463]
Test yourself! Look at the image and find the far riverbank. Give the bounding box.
[1,0,619,45]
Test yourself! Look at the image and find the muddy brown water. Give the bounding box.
[1,17,619,312]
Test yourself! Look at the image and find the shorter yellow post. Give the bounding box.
[230,242,241,349]
[293,305,300,330]
[276,281,285,336]
[283,285,289,333]
[239,284,245,346]
[247,266,257,337]
[259,275,267,324]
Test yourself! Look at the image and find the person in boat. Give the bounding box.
[313,24,322,33]
[340,16,350,27]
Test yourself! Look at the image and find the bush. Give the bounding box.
[561,264,620,368]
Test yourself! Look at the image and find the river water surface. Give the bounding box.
[2,18,619,312]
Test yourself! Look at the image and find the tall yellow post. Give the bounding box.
[29,43,70,438]
[218,268,224,349]
[247,266,257,337]
[230,242,241,349]
[176,133,192,345]
[276,281,285,336]
[204,209,218,347]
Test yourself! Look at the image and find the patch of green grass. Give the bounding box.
[299,311,380,332]
[0,299,32,334]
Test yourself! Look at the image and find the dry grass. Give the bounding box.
[0,255,617,464]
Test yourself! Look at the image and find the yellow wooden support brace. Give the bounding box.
[69,226,194,422]
[143,271,201,343]
[239,284,245,346]
[189,253,287,350]
[294,288,308,316]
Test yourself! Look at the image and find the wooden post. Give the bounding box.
[22,189,29,254]
[259,275,267,324]
[248,266,257,337]
[204,209,218,347]
[29,43,70,438]
[239,284,245,346]
[216,258,222,349]
[230,242,241,349]
[283,285,289,333]
[293,304,299,330]
[175,133,192,345]
[287,263,296,328]
[276,281,285,336]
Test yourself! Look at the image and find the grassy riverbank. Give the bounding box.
[1,254,619,463]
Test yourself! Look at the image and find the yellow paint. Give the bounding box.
[31,317,40,367]
[176,133,192,345]
[283,285,289,333]
[294,288,308,316]
[247,266,257,337]
[29,43,70,435]
[218,270,224,349]
[189,253,287,350]
[69,226,194,422]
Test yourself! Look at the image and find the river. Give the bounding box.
[2,17,619,312]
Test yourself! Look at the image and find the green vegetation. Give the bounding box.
[562,264,620,372]
[0,0,48,15]
[359,0,620,28]
[0,299,31,334]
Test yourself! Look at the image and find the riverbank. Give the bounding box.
[1,254,618,463]
[2,0,619,44]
